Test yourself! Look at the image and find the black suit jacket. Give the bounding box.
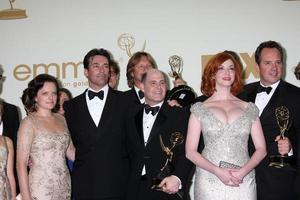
[239,80,300,200]
[125,102,192,200]
[64,88,127,199]
[2,101,20,148]
[123,88,142,107]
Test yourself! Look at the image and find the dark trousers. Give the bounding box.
[75,198,123,200]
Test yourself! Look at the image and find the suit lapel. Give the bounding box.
[96,88,116,134]
[260,81,285,120]
[134,107,145,146]
[247,82,259,103]
[77,91,98,130]
[130,88,141,105]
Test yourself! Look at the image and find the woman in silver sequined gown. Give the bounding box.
[186,52,267,200]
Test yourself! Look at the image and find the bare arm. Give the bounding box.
[16,118,34,200]
[64,116,75,162]
[5,137,16,200]
[231,117,267,180]
[185,113,240,186]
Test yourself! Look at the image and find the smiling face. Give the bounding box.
[141,69,167,106]
[35,82,58,112]
[257,48,283,86]
[215,59,236,88]
[131,56,154,86]
[84,55,110,90]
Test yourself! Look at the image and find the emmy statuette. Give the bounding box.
[151,132,184,198]
[168,55,195,107]
[269,106,295,169]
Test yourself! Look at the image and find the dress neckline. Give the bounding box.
[201,102,252,126]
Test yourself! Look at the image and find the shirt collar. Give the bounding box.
[260,80,280,92]
[86,84,109,100]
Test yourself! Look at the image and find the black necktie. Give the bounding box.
[88,90,104,100]
[257,85,272,94]
[144,104,160,116]
[138,90,144,99]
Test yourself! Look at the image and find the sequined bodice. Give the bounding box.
[191,102,259,200]
[0,141,11,200]
[193,102,258,167]
[0,146,7,175]
[30,132,70,172]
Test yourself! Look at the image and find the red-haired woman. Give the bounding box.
[186,52,267,200]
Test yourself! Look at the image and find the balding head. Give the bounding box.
[141,69,167,106]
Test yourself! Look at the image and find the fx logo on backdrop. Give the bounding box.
[0,0,27,20]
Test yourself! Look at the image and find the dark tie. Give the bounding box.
[257,85,272,94]
[138,90,144,99]
[88,90,104,100]
[144,104,160,116]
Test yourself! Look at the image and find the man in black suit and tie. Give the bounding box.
[239,40,300,200]
[125,69,192,200]
[64,48,127,200]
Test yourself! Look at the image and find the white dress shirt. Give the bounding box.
[141,101,163,175]
[255,81,280,116]
[85,85,109,127]
[0,122,3,135]
[134,86,145,104]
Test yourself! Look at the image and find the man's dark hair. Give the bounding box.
[110,60,120,75]
[255,40,284,65]
[83,48,112,69]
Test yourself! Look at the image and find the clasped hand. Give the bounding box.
[216,167,244,187]
[275,135,292,155]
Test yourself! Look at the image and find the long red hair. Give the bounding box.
[201,52,243,97]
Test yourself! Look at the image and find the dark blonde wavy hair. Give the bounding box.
[201,52,243,97]
[126,52,157,88]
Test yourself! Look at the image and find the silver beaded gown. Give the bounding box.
[191,102,259,200]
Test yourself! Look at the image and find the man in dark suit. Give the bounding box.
[125,69,192,200]
[239,40,300,200]
[64,48,127,200]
